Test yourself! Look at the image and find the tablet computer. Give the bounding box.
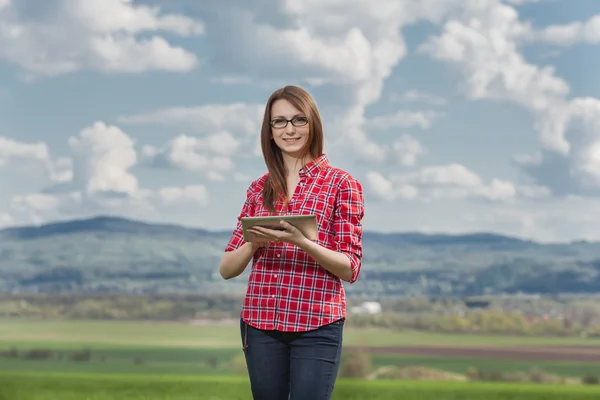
[241,214,318,243]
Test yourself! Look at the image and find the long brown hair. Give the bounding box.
[260,85,324,214]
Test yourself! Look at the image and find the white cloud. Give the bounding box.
[528,15,600,46]
[366,110,444,131]
[119,102,264,173]
[48,157,73,183]
[463,195,600,242]
[416,0,600,197]
[0,136,49,164]
[12,193,62,213]
[193,0,471,163]
[392,135,426,166]
[366,171,419,200]
[516,184,551,199]
[0,212,13,228]
[156,185,209,207]
[11,193,65,225]
[69,0,204,37]
[0,0,203,78]
[0,136,71,182]
[4,0,600,242]
[503,0,550,4]
[513,151,543,166]
[368,163,517,202]
[118,103,264,137]
[391,90,447,106]
[566,98,600,188]
[141,133,239,181]
[418,2,569,112]
[9,120,213,226]
[68,121,138,197]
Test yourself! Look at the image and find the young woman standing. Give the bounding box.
[218,85,365,400]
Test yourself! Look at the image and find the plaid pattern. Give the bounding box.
[225,154,364,332]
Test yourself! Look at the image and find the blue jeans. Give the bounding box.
[240,318,344,400]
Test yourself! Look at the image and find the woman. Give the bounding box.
[218,85,364,400]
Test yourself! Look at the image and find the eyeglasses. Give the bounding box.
[270,116,309,129]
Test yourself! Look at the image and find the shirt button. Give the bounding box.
[271,295,275,298]
[277,254,281,258]
[274,274,277,278]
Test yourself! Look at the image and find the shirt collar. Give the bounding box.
[299,154,329,178]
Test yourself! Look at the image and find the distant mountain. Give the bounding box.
[1,216,600,297]
[0,216,225,240]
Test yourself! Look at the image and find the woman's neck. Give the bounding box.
[282,153,313,178]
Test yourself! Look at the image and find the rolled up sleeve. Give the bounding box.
[333,175,364,283]
[224,186,254,252]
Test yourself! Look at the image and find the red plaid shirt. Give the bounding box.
[225,154,364,332]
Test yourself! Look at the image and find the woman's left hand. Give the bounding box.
[247,221,308,247]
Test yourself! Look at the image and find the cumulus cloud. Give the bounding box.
[367,163,518,202]
[11,193,67,225]
[155,185,209,207]
[366,110,444,131]
[0,136,49,165]
[527,14,600,47]
[4,0,600,241]
[189,0,471,163]
[68,121,139,197]
[11,121,211,226]
[416,0,600,198]
[392,135,426,166]
[119,102,264,174]
[140,133,239,181]
[418,2,569,112]
[118,103,264,137]
[0,0,204,78]
[0,136,71,182]
[503,0,551,4]
[391,90,448,106]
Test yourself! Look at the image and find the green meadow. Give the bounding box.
[1,319,600,399]
[4,318,600,348]
[2,373,600,400]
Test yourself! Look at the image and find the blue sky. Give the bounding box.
[1,0,599,242]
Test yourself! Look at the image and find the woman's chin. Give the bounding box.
[278,140,307,156]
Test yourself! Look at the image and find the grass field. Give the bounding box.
[2,319,600,399]
[4,318,600,348]
[2,372,600,400]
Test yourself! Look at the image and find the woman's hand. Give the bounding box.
[247,221,308,247]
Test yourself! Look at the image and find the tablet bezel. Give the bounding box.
[241,214,318,242]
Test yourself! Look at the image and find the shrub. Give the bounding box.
[69,348,92,362]
[23,349,53,360]
[582,375,600,385]
[206,356,218,369]
[340,350,372,379]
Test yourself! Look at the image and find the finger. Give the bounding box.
[250,227,270,236]
[279,220,293,231]
[252,226,274,235]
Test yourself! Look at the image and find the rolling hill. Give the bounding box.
[1,216,600,297]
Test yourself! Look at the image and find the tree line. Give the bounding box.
[2,293,600,337]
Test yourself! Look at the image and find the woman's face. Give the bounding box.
[270,99,310,159]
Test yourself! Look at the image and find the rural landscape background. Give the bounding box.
[1,216,600,399]
[2,0,600,399]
